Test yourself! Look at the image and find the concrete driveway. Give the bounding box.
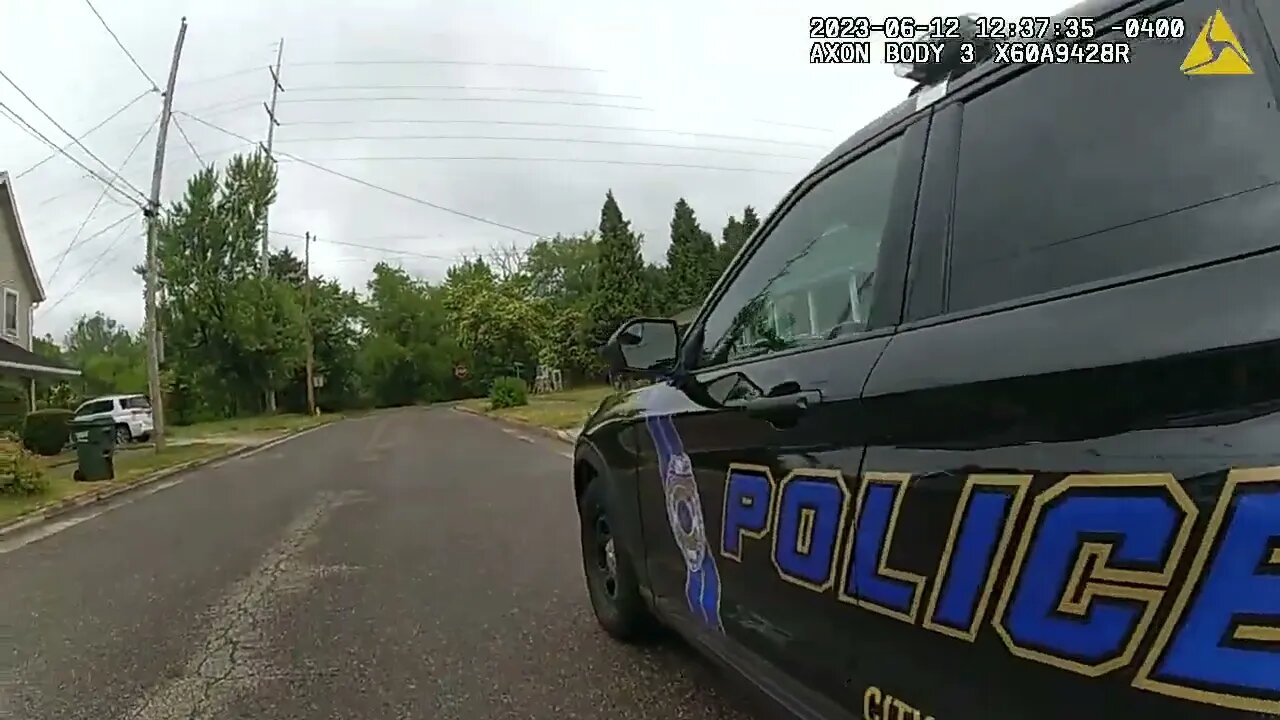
[0,407,755,720]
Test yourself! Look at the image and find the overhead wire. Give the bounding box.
[179,111,545,238]
[46,113,159,285]
[282,118,829,149]
[0,99,147,209]
[171,116,206,166]
[281,154,801,175]
[276,133,814,160]
[287,83,643,100]
[82,0,160,92]
[271,230,459,261]
[287,59,605,73]
[0,70,149,200]
[14,88,153,178]
[36,213,138,317]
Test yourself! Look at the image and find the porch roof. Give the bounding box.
[0,339,79,378]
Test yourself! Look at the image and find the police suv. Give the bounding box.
[571,1,1280,718]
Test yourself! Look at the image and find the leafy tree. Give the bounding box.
[588,190,647,352]
[156,151,299,417]
[360,263,461,406]
[442,259,547,386]
[664,198,718,314]
[62,313,147,397]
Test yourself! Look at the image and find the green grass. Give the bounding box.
[467,385,615,430]
[0,443,227,525]
[168,412,332,439]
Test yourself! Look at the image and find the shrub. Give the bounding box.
[488,376,529,409]
[22,408,74,456]
[0,434,48,496]
[0,383,27,435]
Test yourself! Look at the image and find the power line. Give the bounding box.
[179,112,544,237]
[82,0,159,91]
[287,83,642,100]
[280,154,801,175]
[178,66,265,88]
[288,59,605,73]
[171,115,205,166]
[282,118,829,149]
[46,114,158,285]
[0,70,149,200]
[272,230,457,261]
[41,212,137,266]
[36,214,138,317]
[0,99,147,208]
[276,133,814,160]
[14,89,153,178]
[279,95,651,112]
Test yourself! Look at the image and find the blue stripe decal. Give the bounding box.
[645,413,723,633]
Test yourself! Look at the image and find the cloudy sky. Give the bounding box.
[1,0,1065,341]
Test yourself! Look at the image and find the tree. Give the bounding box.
[360,263,461,406]
[588,191,647,354]
[62,313,147,397]
[718,205,762,269]
[442,259,547,386]
[156,151,300,417]
[664,198,718,313]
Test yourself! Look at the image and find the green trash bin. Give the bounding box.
[69,416,116,482]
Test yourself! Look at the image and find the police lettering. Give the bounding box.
[720,466,1280,714]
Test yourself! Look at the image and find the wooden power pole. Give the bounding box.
[304,232,317,416]
[260,39,284,277]
[144,17,188,453]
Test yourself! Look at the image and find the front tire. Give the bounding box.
[579,477,656,642]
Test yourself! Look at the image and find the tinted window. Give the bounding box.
[124,396,151,409]
[699,136,904,367]
[948,0,1280,311]
[78,400,113,415]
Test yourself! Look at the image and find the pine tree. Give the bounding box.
[589,190,647,348]
[665,198,719,313]
[719,204,762,268]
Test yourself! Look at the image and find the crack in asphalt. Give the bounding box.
[127,490,367,720]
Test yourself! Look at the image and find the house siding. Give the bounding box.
[0,207,34,350]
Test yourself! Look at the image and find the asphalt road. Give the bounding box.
[0,408,756,720]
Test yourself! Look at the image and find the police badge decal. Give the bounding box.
[646,414,723,632]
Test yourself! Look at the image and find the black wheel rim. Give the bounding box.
[592,513,619,599]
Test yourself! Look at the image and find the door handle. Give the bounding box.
[740,390,822,425]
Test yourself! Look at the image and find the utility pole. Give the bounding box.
[260,38,284,277]
[259,39,285,414]
[304,232,317,416]
[144,17,188,453]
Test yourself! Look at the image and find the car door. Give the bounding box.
[856,2,1280,718]
[634,116,927,712]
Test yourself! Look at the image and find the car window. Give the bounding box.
[78,400,111,415]
[947,0,1280,312]
[124,396,151,410]
[697,135,905,368]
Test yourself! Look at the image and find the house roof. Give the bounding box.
[0,172,46,303]
[0,338,79,377]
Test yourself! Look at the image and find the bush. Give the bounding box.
[22,408,74,456]
[488,376,529,409]
[0,434,48,496]
[0,383,27,435]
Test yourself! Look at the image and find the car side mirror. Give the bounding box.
[601,318,680,377]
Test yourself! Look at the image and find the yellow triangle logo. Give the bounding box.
[1181,9,1252,75]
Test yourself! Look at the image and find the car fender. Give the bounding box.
[573,431,655,607]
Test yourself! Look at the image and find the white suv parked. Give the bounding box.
[73,394,154,445]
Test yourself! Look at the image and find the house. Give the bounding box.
[0,171,80,408]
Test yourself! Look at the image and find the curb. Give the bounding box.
[453,405,580,445]
[0,418,340,539]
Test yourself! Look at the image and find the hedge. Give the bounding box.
[22,408,74,456]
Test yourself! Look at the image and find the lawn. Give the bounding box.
[168,412,332,439]
[0,442,227,525]
[462,385,616,430]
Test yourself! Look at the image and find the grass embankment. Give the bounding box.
[460,385,615,430]
[0,443,225,524]
[168,412,332,439]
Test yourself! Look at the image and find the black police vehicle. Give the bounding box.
[571,0,1280,718]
